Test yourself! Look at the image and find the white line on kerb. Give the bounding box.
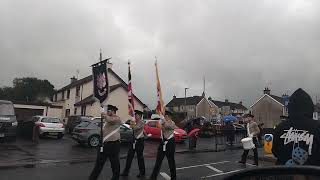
[201,169,241,179]
[160,172,171,180]
[205,165,223,173]
[176,161,230,170]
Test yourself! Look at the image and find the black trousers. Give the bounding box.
[241,137,259,165]
[123,138,145,175]
[150,139,176,180]
[89,141,120,180]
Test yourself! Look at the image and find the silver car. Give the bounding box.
[33,116,65,139]
[72,117,133,147]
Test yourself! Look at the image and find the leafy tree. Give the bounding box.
[0,77,55,103]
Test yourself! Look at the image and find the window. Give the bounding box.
[76,86,80,97]
[65,109,70,117]
[74,108,77,115]
[62,91,65,100]
[41,118,61,123]
[81,106,86,116]
[54,94,57,102]
[67,89,70,99]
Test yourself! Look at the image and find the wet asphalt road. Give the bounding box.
[1,148,273,180]
[0,135,273,180]
[0,135,220,165]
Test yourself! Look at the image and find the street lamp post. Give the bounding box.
[185,87,189,118]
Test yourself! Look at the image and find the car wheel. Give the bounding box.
[57,133,64,139]
[88,135,100,148]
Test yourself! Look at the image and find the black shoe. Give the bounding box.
[137,174,145,178]
[120,172,129,177]
[238,161,246,164]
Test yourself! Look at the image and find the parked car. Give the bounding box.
[0,100,17,141]
[33,116,65,139]
[72,117,133,147]
[66,115,92,134]
[144,120,187,143]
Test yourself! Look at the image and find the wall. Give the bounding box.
[85,87,145,122]
[251,95,283,128]
[47,107,63,120]
[196,98,212,119]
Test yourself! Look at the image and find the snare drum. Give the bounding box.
[241,137,255,150]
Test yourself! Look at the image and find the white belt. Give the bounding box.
[103,127,120,143]
[133,131,144,150]
[162,132,174,152]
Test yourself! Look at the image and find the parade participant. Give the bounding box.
[89,105,122,180]
[121,110,146,178]
[272,88,320,166]
[238,113,260,166]
[149,110,177,180]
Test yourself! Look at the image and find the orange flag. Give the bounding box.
[155,61,165,116]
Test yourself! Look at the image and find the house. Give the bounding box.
[250,88,289,129]
[208,98,248,116]
[166,94,214,120]
[313,103,320,120]
[52,62,148,122]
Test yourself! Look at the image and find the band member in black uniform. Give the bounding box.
[121,110,146,178]
[149,110,177,180]
[89,105,122,180]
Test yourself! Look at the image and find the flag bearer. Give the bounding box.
[121,110,146,178]
[150,110,177,180]
[89,105,122,180]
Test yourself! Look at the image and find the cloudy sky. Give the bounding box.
[1,0,320,108]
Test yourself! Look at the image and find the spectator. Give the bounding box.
[272,88,320,166]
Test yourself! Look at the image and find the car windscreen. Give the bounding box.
[41,118,61,123]
[77,121,91,127]
[0,103,14,116]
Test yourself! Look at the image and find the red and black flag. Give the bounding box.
[92,58,110,104]
[128,61,135,121]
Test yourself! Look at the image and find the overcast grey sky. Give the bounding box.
[1,0,320,108]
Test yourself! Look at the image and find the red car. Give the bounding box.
[144,120,187,143]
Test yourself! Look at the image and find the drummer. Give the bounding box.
[238,113,260,166]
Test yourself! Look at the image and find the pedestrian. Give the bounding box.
[272,88,320,166]
[121,110,146,178]
[149,111,177,180]
[32,121,40,144]
[89,105,122,180]
[238,113,260,166]
[224,121,236,146]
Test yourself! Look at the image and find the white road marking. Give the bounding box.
[176,160,230,170]
[160,172,171,180]
[246,163,256,167]
[201,169,241,179]
[205,165,223,173]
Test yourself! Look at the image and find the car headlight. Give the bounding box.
[12,121,18,126]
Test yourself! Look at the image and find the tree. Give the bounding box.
[0,77,55,103]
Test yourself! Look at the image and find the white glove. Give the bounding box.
[100,107,105,113]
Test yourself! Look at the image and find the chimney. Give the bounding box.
[225,99,229,103]
[263,87,271,95]
[239,101,242,105]
[70,76,77,83]
[173,95,176,99]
